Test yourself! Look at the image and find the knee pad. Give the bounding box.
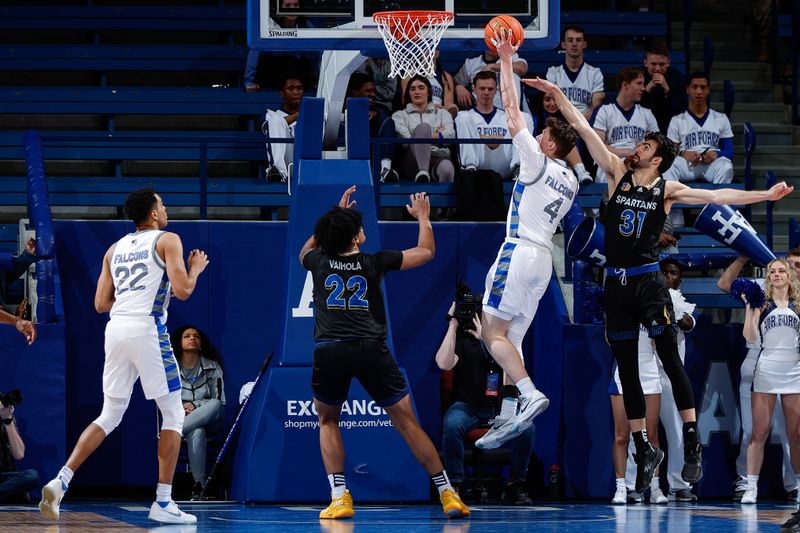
[156,390,185,433]
[93,395,130,435]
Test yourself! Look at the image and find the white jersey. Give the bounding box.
[507,129,578,249]
[666,109,733,152]
[454,53,530,113]
[109,229,171,323]
[758,303,800,362]
[594,102,659,150]
[546,62,604,114]
[429,73,444,106]
[454,106,534,178]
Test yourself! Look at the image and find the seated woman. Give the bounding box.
[391,75,455,183]
[171,325,226,500]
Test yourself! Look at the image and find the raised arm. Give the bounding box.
[717,255,749,293]
[524,77,626,191]
[493,29,527,138]
[665,180,794,210]
[435,302,460,371]
[400,192,434,270]
[158,232,209,300]
[299,186,357,264]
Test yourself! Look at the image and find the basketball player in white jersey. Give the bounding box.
[39,188,209,524]
[663,71,734,184]
[455,71,534,179]
[593,67,659,184]
[474,29,579,449]
[545,26,605,121]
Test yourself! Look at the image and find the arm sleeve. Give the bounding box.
[644,108,660,133]
[720,116,734,139]
[211,366,226,405]
[392,111,411,138]
[375,250,404,273]
[454,61,471,87]
[718,137,734,161]
[591,67,605,92]
[666,117,681,145]
[244,50,260,85]
[593,106,609,132]
[545,66,557,83]
[440,111,455,138]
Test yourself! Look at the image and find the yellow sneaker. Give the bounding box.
[440,488,470,518]
[319,489,355,519]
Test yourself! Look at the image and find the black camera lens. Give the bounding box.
[0,389,22,407]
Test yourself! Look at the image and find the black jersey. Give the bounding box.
[302,248,403,341]
[605,172,667,268]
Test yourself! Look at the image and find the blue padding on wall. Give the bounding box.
[346,97,370,161]
[23,130,55,259]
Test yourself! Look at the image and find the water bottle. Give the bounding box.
[549,464,563,500]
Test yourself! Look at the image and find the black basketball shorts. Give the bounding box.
[312,338,409,408]
[604,271,676,341]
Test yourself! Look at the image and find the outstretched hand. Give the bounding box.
[492,27,518,59]
[766,181,794,202]
[523,77,558,93]
[405,192,430,221]
[339,185,357,209]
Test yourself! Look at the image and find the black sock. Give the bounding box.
[632,429,651,455]
[683,421,698,444]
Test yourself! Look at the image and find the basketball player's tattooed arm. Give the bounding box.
[95,244,116,313]
[400,192,434,270]
[524,77,625,192]
[159,232,209,300]
[493,28,527,138]
[664,180,794,213]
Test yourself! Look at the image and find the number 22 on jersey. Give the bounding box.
[325,273,368,310]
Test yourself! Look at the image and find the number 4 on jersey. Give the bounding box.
[543,197,564,223]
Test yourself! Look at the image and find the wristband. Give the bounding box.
[445,314,456,322]
[2,418,13,426]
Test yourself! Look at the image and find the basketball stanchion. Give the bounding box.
[198,351,274,501]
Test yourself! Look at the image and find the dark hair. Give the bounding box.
[545,117,578,160]
[472,70,497,87]
[659,257,683,273]
[645,42,670,58]
[280,73,305,90]
[403,75,432,104]
[124,188,158,225]
[347,72,374,96]
[171,325,224,373]
[644,131,678,174]
[561,25,586,42]
[787,247,800,258]
[314,207,364,256]
[687,70,710,86]
[617,67,645,90]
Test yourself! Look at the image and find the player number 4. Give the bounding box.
[543,197,564,224]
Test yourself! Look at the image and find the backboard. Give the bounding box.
[248,0,559,53]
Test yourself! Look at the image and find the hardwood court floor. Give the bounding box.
[0,500,794,532]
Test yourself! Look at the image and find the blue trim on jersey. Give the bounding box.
[606,262,660,278]
[562,61,584,83]
[487,242,516,309]
[375,388,409,408]
[649,323,678,337]
[689,108,710,128]
[508,180,525,238]
[154,318,181,393]
[607,330,640,341]
[614,101,636,122]
[718,137,734,160]
[149,271,170,318]
[608,361,620,395]
[473,106,498,124]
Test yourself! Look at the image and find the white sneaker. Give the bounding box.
[148,501,198,524]
[39,478,66,521]
[474,415,514,450]
[509,390,549,435]
[578,170,594,185]
[612,487,627,504]
[650,487,668,504]
[740,487,757,504]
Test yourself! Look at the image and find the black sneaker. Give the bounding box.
[414,170,431,183]
[682,440,703,483]
[627,491,644,503]
[633,445,664,492]
[782,510,800,530]
[380,167,399,183]
[502,482,532,505]
[266,166,287,183]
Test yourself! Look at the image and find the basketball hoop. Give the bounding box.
[373,10,454,79]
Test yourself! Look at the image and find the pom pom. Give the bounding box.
[730,278,766,308]
[669,288,696,317]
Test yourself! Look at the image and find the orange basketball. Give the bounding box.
[484,15,524,53]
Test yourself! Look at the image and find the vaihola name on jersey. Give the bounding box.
[328,259,363,271]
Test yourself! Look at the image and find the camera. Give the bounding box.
[454,283,482,331]
[0,389,22,407]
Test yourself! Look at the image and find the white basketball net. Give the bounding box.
[373,11,454,79]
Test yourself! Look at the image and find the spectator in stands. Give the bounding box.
[0,397,39,503]
[453,44,530,114]
[455,71,533,180]
[244,0,319,92]
[391,75,455,183]
[531,91,593,184]
[356,57,400,114]
[593,67,659,184]
[262,74,304,183]
[640,43,687,133]
[0,238,37,309]
[436,289,535,505]
[718,251,800,502]
[545,25,603,184]
[400,51,459,118]
[663,72,734,184]
[345,73,399,183]
[171,325,226,501]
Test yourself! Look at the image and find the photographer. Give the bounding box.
[436,287,535,505]
[0,392,39,503]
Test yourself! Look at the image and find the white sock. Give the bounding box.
[500,397,517,419]
[328,473,346,499]
[615,478,626,490]
[381,158,391,171]
[515,377,536,398]
[650,476,660,491]
[746,474,759,489]
[574,162,586,175]
[57,466,74,487]
[156,483,172,504]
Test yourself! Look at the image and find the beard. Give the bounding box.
[624,154,640,169]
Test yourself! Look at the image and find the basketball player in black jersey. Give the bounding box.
[527,76,793,491]
[300,186,469,520]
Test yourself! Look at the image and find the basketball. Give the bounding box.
[484,15,524,53]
